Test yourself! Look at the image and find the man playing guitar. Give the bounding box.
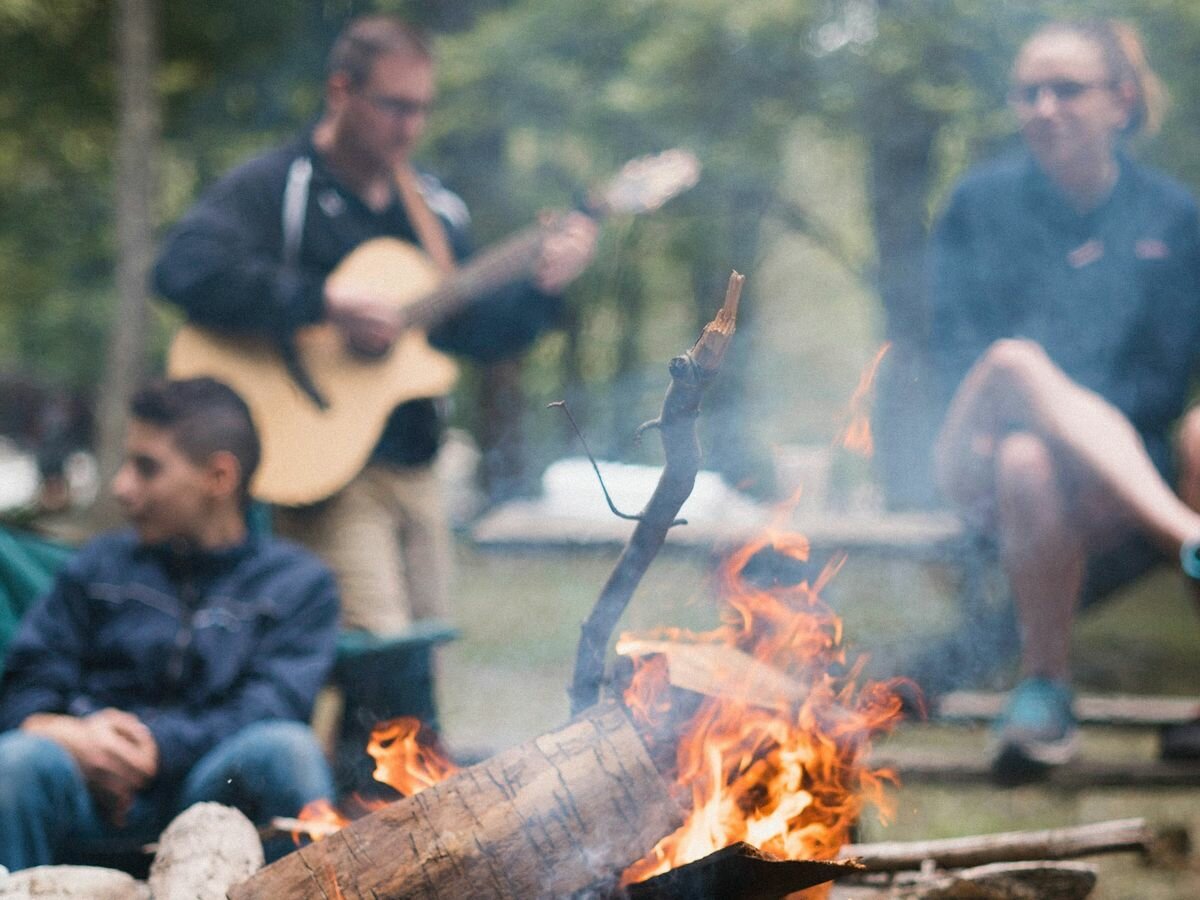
[154,15,597,637]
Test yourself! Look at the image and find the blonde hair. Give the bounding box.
[1026,19,1166,138]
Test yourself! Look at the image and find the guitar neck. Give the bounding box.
[403,224,548,330]
[398,146,700,330]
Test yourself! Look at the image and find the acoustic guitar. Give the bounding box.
[167,150,701,506]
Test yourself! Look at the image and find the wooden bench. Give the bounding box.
[471,498,1010,696]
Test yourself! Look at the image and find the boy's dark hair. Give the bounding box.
[328,15,432,88]
[130,378,260,507]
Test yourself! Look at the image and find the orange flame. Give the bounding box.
[290,717,458,844]
[836,342,890,458]
[368,717,460,797]
[618,529,905,889]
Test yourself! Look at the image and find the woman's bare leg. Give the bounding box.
[992,431,1085,681]
[935,339,1200,556]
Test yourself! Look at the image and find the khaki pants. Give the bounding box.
[274,463,452,635]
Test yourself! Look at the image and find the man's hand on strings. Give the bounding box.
[535,211,598,295]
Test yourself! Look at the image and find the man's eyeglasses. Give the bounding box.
[1009,79,1113,107]
[363,94,433,119]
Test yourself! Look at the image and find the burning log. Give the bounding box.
[229,701,682,899]
[569,271,742,716]
[840,817,1152,872]
[617,639,807,709]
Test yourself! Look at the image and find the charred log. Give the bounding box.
[619,841,863,900]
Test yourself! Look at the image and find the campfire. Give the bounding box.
[287,520,905,897]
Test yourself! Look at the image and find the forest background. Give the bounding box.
[5,0,1200,510]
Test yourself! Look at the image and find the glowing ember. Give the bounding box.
[837,342,890,458]
[616,529,906,888]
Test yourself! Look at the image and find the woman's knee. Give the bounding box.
[994,431,1058,496]
[1176,406,1200,468]
[977,338,1056,389]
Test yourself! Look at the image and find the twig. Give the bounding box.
[548,400,646,522]
[568,271,743,716]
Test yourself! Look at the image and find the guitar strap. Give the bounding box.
[282,156,313,267]
[277,155,328,409]
[393,164,458,274]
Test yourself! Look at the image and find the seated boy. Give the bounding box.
[0,377,338,870]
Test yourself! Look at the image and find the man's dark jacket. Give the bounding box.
[0,530,338,781]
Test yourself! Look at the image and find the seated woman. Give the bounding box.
[927,19,1200,781]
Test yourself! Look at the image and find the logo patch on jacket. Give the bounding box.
[1067,238,1104,268]
[1134,238,1170,260]
[318,189,345,218]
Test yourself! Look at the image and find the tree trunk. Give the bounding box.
[478,358,528,502]
[92,0,158,526]
[862,68,942,511]
[694,187,771,497]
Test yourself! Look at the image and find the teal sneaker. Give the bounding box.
[991,677,1078,785]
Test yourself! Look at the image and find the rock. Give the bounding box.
[0,865,148,899]
[148,803,263,900]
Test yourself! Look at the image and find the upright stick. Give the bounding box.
[569,272,742,716]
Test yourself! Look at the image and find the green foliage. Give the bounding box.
[7,0,1200,475]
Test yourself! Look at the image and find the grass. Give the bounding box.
[437,538,1200,897]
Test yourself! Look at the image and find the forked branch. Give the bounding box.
[569,271,743,716]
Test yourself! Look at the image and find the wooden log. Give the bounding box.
[927,860,1097,899]
[619,842,863,899]
[834,861,1098,899]
[871,747,1200,788]
[616,639,806,708]
[229,701,681,900]
[840,817,1150,872]
[935,691,1199,727]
